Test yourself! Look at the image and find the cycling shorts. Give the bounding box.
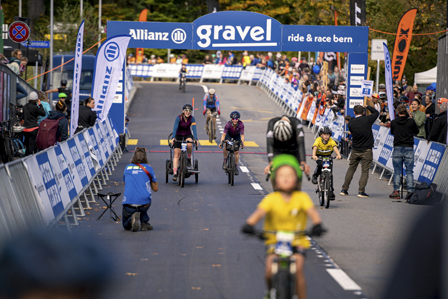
[206,107,217,113]
[265,244,307,257]
[173,134,194,149]
[225,134,241,142]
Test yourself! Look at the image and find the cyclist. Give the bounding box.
[265,116,310,177]
[241,154,325,299]
[179,64,188,90]
[311,126,341,200]
[171,104,198,181]
[219,111,244,175]
[203,88,221,133]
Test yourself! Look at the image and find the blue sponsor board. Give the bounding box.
[54,145,78,200]
[76,133,96,177]
[378,131,394,166]
[282,25,368,53]
[346,52,368,117]
[67,138,89,186]
[88,128,104,167]
[107,21,192,49]
[35,152,64,217]
[418,142,445,184]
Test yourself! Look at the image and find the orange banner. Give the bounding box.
[136,9,149,63]
[391,8,417,82]
[301,95,314,120]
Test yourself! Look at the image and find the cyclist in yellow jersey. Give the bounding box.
[242,154,325,299]
[311,126,341,200]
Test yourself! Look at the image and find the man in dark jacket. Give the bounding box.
[389,104,419,199]
[341,105,379,197]
[75,97,97,134]
[427,100,447,144]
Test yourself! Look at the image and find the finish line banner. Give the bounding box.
[107,11,368,53]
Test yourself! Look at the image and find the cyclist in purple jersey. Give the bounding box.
[171,104,198,181]
[219,111,245,175]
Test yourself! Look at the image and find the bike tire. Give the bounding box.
[180,154,186,187]
[318,176,324,206]
[229,153,235,186]
[277,269,292,299]
[182,82,186,93]
[324,173,330,209]
[208,118,214,143]
[165,160,170,183]
[194,159,199,184]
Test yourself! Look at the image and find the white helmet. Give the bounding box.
[273,119,293,142]
[209,89,215,95]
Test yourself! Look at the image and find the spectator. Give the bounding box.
[242,51,251,67]
[122,147,158,232]
[334,66,343,87]
[142,55,148,64]
[378,83,386,93]
[405,85,422,104]
[127,53,135,65]
[156,56,164,64]
[340,105,379,197]
[58,92,70,116]
[409,99,426,138]
[47,100,69,142]
[250,54,259,66]
[23,92,45,156]
[257,58,267,70]
[149,55,157,65]
[401,77,408,90]
[308,56,315,69]
[299,58,309,73]
[45,79,72,109]
[7,49,28,101]
[181,54,189,65]
[169,54,176,64]
[366,93,381,123]
[211,54,216,64]
[0,53,9,64]
[424,95,435,136]
[36,91,51,125]
[175,55,183,65]
[75,97,97,134]
[203,55,212,65]
[427,99,447,144]
[389,104,419,199]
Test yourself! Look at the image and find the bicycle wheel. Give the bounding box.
[318,176,324,206]
[194,159,199,184]
[208,118,214,143]
[180,154,186,187]
[274,269,291,299]
[182,81,186,93]
[165,159,170,183]
[229,153,235,186]
[323,173,330,209]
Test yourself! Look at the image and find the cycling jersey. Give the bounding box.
[203,94,220,110]
[266,116,306,163]
[258,191,314,248]
[312,137,337,156]
[224,120,244,136]
[172,114,197,140]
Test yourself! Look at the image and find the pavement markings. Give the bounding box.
[127,139,138,145]
[239,166,249,173]
[326,269,362,291]
[158,140,258,147]
[251,183,263,190]
[160,140,169,146]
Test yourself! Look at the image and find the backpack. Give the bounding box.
[406,183,441,205]
[36,117,64,150]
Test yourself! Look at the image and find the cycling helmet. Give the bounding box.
[183,104,193,111]
[372,93,379,99]
[209,89,215,95]
[230,111,240,119]
[61,79,67,86]
[319,126,332,136]
[437,98,448,104]
[273,119,292,142]
[270,154,302,182]
[58,92,67,98]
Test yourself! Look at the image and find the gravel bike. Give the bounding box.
[316,156,334,209]
[221,139,241,186]
[206,111,218,143]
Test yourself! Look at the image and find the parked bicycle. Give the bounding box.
[206,111,218,143]
[221,139,241,186]
[316,156,334,209]
[166,133,199,187]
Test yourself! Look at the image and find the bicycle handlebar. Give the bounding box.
[251,229,326,240]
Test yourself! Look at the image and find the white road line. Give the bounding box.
[326,269,362,291]
[251,183,263,190]
[200,85,208,93]
[239,166,249,173]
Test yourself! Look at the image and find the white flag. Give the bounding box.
[383,43,395,121]
[70,20,84,137]
[91,35,131,121]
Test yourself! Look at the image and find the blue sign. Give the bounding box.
[20,40,50,48]
[378,131,394,166]
[54,145,78,200]
[107,21,192,49]
[76,133,96,177]
[67,138,89,186]
[192,11,282,51]
[346,52,368,117]
[418,142,445,184]
[282,25,368,53]
[88,128,104,167]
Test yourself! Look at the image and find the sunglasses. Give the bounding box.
[183,109,192,112]
[232,118,239,121]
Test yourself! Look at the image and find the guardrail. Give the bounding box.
[256,68,448,201]
[128,63,262,85]
[0,115,122,245]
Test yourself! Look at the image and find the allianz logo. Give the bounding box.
[129,28,187,44]
[196,19,275,48]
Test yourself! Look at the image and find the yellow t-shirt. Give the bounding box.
[312,136,337,156]
[258,191,314,248]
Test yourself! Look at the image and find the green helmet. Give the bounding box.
[59,92,67,98]
[270,154,302,182]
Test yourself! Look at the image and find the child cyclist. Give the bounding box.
[241,154,325,299]
[311,126,341,200]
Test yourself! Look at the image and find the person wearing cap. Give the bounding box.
[45,79,72,108]
[425,85,435,104]
[242,51,251,67]
[23,92,45,156]
[427,98,448,144]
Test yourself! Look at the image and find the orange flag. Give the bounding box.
[136,9,149,63]
[391,8,417,82]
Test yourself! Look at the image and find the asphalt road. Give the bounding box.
[74,82,431,299]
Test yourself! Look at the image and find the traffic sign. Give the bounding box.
[20,40,50,48]
[8,21,30,43]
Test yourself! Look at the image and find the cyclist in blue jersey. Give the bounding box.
[219,111,244,175]
[203,88,221,132]
[171,104,198,181]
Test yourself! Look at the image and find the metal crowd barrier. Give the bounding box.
[0,116,123,244]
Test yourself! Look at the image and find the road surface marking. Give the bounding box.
[243,141,259,147]
[160,140,169,146]
[127,139,138,145]
[199,140,218,146]
[326,269,362,291]
[239,166,249,173]
[251,183,263,190]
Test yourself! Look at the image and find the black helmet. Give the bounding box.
[61,79,67,86]
[230,111,240,119]
[319,126,332,135]
[183,104,193,111]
